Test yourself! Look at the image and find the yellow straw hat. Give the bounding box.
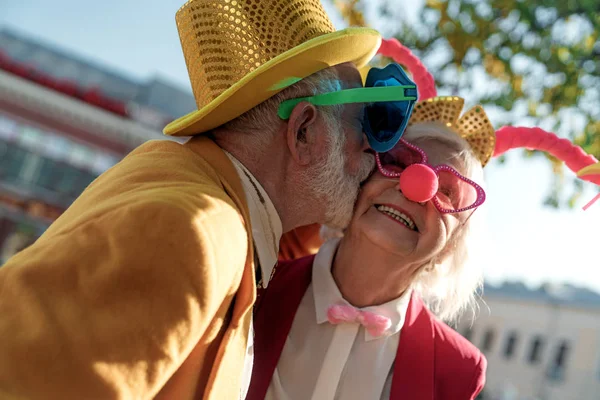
[164,0,381,136]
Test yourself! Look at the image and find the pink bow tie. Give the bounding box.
[327,304,392,338]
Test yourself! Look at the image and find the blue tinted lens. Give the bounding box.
[364,63,417,152]
[368,101,411,141]
[364,99,415,152]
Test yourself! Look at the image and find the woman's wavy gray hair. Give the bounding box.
[403,122,486,324]
[321,122,486,324]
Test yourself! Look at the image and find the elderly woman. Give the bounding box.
[250,88,600,400]
[246,104,489,400]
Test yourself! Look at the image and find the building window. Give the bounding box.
[0,143,29,183]
[547,341,570,382]
[503,332,518,359]
[0,115,18,140]
[55,165,84,197]
[481,328,495,353]
[555,342,570,369]
[35,158,62,191]
[19,152,43,184]
[462,326,474,342]
[504,332,518,360]
[528,336,544,364]
[76,171,98,194]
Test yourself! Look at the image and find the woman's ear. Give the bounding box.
[424,260,436,273]
[435,227,463,267]
[286,101,319,166]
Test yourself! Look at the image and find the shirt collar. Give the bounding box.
[313,238,412,342]
[224,151,282,288]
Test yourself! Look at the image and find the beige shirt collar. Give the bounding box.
[224,151,282,289]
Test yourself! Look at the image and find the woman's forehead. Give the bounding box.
[413,140,464,167]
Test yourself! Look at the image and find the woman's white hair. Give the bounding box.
[403,122,486,324]
[321,122,487,324]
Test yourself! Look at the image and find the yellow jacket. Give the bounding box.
[0,137,256,400]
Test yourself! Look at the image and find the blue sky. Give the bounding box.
[1,0,598,291]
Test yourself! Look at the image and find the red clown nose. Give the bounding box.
[378,37,600,210]
[399,164,439,203]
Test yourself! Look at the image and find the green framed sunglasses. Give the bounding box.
[277,63,418,152]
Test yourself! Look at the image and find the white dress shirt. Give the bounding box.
[225,151,283,400]
[265,239,412,400]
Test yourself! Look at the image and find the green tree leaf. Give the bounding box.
[335,0,600,208]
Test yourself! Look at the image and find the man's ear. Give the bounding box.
[285,101,319,166]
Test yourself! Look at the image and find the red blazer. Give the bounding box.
[248,255,486,400]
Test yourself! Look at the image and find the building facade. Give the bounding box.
[458,282,600,400]
[0,28,196,263]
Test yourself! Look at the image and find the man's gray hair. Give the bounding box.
[222,67,344,158]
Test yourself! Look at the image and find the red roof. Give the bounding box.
[0,50,128,117]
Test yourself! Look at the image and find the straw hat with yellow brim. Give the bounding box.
[164,0,382,137]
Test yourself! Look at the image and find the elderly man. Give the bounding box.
[0,1,401,400]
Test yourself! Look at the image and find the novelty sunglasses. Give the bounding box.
[376,139,487,214]
[277,63,418,152]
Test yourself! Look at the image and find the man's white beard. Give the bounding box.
[311,125,375,229]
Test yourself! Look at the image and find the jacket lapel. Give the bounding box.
[184,136,256,322]
[183,136,256,400]
[391,294,435,400]
[246,257,314,400]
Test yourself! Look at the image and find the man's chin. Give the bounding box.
[325,217,351,231]
[325,191,358,229]
[358,158,376,184]
[359,173,372,185]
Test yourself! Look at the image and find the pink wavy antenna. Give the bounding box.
[494,126,600,209]
[378,38,437,100]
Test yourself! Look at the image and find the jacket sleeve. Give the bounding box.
[467,352,487,400]
[0,200,248,400]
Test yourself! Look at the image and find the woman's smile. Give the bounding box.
[374,204,418,232]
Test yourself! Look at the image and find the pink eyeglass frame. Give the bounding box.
[375,139,487,214]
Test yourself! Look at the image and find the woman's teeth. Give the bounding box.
[376,205,417,231]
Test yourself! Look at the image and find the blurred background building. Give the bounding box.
[458,283,600,400]
[0,28,195,263]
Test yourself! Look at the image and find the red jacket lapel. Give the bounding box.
[390,294,435,400]
[246,256,314,400]
[249,259,436,400]
[391,293,435,400]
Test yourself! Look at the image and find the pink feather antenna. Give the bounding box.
[378,36,600,210]
[378,38,438,100]
[495,126,600,209]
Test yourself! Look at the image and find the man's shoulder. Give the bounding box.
[118,139,223,185]
[45,139,245,240]
[114,140,242,222]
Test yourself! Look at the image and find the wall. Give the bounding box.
[458,295,600,400]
